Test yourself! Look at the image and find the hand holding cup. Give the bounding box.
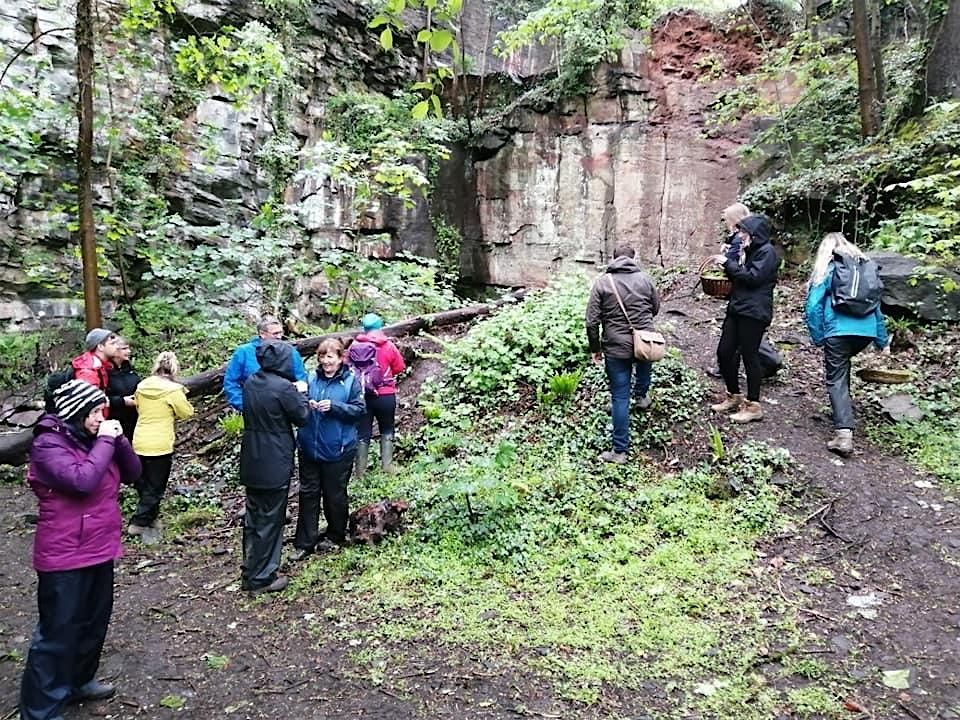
[97,419,123,438]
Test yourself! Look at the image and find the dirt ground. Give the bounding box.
[1,277,959,720]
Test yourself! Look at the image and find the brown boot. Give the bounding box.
[827,429,854,456]
[710,393,742,413]
[730,400,763,423]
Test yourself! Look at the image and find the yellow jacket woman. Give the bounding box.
[129,352,194,535]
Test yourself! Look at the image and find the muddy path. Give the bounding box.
[663,277,960,720]
[1,281,959,719]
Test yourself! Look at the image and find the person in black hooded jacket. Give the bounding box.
[239,340,309,595]
[105,337,142,441]
[709,214,779,423]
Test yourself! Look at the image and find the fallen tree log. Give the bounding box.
[0,290,527,466]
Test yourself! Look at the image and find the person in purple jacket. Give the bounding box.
[20,379,141,720]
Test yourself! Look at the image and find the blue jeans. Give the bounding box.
[605,355,653,453]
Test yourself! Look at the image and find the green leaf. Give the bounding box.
[380,28,394,51]
[411,100,430,120]
[160,694,186,709]
[429,29,453,52]
[416,29,432,43]
[204,653,230,670]
[368,14,390,28]
[447,0,462,13]
[430,94,442,118]
[882,669,911,689]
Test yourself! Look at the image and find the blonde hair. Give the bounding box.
[722,203,750,231]
[317,338,345,357]
[152,351,180,378]
[809,232,866,286]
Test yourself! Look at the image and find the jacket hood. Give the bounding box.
[35,414,65,436]
[256,340,296,381]
[137,375,186,400]
[738,215,771,247]
[356,331,388,346]
[34,413,91,443]
[606,256,642,274]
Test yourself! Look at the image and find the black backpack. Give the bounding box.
[43,367,76,413]
[831,253,883,317]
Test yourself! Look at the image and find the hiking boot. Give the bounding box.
[289,548,313,562]
[127,523,148,537]
[600,450,628,465]
[75,680,116,701]
[827,429,854,457]
[730,401,764,423]
[632,395,652,411]
[248,576,289,597]
[705,366,722,378]
[316,537,343,553]
[354,440,370,477]
[710,393,742,413]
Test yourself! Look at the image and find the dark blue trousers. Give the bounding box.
[358,393,397,441]
[20,560,114,720]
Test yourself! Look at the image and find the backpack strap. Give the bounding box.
[607,275,636,331]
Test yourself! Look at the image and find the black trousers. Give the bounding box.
[823,335,872,429]
[358,393,397,441]
[242,486,288,590]
[295,452,354,547]
[717,313,769,401]
[20,561,114,720]
[131,453,173,527]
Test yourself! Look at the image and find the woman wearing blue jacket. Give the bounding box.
[805,233,889,457]
[293,338,365,558]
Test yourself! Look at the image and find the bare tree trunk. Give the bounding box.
[803,0,818,38]
[853,0,880,137]
[925,0,960,100]
[76,0,101,329]
[421,6,432,82]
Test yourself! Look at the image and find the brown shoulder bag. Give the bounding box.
[607,275,666,362]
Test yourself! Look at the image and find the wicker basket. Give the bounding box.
[699,259,732,299]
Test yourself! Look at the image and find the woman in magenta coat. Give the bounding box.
[20,379,141,720]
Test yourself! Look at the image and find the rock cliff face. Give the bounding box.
[444,13,763,286]
[0,0,760,327]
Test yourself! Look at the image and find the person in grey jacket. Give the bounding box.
[239,341,309,596]
[585,246,661,465]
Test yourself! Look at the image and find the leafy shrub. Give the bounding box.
[539,370,583,406]
[219,413,244,437]
[442,273,591,406]
[112,297,250,375]
[0,329,68,387]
